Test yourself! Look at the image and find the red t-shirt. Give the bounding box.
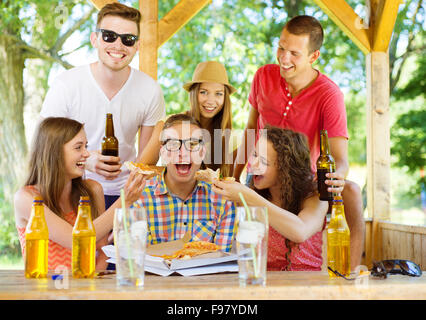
[249,64,348,171]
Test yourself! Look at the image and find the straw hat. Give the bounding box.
[183,61,237,95]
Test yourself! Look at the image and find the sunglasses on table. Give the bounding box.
[161,138,204,152]
[96,29,139,47]
[328,259,422,281]
[371,260,422,279]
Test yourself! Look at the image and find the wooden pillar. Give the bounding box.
[158,0,212,47]
[139,0,158,79]
[90,0,116,10]
[366,51,391,261]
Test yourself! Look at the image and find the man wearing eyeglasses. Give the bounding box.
[134,114,236,252]
[40,3,166,209]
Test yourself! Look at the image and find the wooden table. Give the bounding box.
[0,270,425,300]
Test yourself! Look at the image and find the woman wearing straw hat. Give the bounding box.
[139,61,236,176]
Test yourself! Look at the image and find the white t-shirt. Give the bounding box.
[41,64,166,196]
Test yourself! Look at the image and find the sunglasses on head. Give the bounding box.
[96,29,139,47]
[371,260,422,279]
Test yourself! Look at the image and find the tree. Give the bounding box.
[389,0,425,94]
[391,31,426,194]
[0,0,95,255]
[390,3,425,195]
[0,1,95,199]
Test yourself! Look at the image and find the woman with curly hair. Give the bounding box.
[212,125,328,271]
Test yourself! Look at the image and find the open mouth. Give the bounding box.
[202,105,217,113]
[253,174,263,183]
[76,161,85,169]
[108,51,126,60]
[280,64,294,71]
[175,163,192,175]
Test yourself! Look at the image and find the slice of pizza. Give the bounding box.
[195,168,235,183]
[183,241,219,251]
[195,168,219,183]
[154,241,219,260]
[124,161,164,179]
[174,247,217,260]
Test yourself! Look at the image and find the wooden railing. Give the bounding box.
[378,221,426,270]
[324,219,426,271]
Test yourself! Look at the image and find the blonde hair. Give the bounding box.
[25,117,100,219]
[188,83,233,176]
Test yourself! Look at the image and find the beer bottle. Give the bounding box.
[327,195,351,277]
[101,113,119,165]
[25,196,49,278]
[72,196,96,278]
[316,129,336,201]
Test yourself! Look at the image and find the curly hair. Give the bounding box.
[250,125,316,269]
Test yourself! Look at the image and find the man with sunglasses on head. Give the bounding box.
[134,114,236,252]
[41,3,165,209]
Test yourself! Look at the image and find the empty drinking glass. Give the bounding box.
[114,208,148,287]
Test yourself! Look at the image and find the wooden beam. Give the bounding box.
[89,0,117,10]
[158,0,211,47]
[139,0,158,79]
[370,0,402,52]
[365,51,391,261]
[313,0,371,54]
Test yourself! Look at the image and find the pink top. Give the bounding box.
[17,211,77,271]
[267,225,324,271]
[249,64,348,171]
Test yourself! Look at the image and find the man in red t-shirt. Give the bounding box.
[234,15,364,270]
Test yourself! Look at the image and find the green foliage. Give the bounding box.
[390,166,424,209]
[390,25,425,194]
[0,0,26,34]
[394,47,426,100]
[391,108,426,173]
[345,93,366,164]
[0,187,20,256]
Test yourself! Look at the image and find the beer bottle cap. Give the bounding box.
[33,196,43,203]
[333,195,343,202]
[79,196,90,203]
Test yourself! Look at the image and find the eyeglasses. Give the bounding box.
[161,138,204,152]
[96,29,139,47]
[371,260,422,279]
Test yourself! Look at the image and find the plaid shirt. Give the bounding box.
[134,173,236,252]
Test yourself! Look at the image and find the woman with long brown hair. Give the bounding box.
[213,125,328,271]
[14,117,145,271]
[139,61,236,176]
